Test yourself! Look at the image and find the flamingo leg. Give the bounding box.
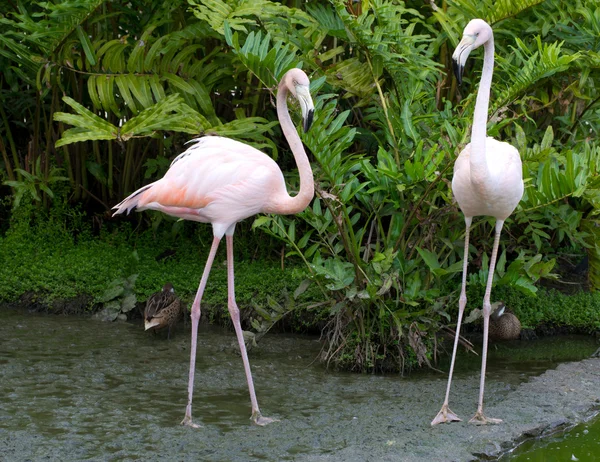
[469,219,504,425]
[432,216,472,426]
[181,236,221,428]
[226,234,277,426]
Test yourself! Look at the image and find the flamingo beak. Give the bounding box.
[452,34,476,85]
[304,109,314,133]
[295,84,314,132]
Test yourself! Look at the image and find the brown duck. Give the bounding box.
[489,302,521,341]
[144,283,182,339]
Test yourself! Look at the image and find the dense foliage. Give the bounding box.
[1,0,599,371]
[0,202,314,327]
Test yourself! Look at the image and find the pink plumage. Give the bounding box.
[113,136,290,237]
[113,68,315,427]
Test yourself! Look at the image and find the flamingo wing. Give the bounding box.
[113,136,285,227]
[452,137,523,219]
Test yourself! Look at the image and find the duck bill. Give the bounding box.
[145,319,162,331]
[295,84,315,132]
[451,35,476,85]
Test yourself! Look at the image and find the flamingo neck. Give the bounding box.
[271,81,314,215]
[470,36,494,184]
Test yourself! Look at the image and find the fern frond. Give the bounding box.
[305,3,345,38]
[225,27,300,88]
[330,0,438,105]
[54,94,213,146]
[442,0,547,27]
[521,145,596,212]
[0,0,103,62]
[303,95,358,187]
[54,96,118,147]
[63,24,221,123]
[495,37,579,109]
[120,95,211,138]
[581,219,600,291]
[487,0,547,24]
[189,0,289,35]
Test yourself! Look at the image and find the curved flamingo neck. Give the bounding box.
[271,80,314,215]
[470,35,494,184]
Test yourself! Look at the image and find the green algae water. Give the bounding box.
[0,308,598,461]
[503,416,600,461]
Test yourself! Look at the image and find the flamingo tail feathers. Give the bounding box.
[112,184,153,216]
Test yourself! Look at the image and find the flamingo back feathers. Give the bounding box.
[112,136,286,227]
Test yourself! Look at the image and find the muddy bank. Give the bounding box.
[290,360,600,462]
[2,293,324,336]
[0,310,599,461]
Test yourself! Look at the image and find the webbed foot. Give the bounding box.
[251,411,278,426]
[431,404,461,426]
[181,415,202,428]
[469,411,501,425]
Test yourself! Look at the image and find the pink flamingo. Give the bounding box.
[113,68,315,427]
[431,19,524,426]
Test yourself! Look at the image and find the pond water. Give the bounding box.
[503,415,600,461]
[0,309,598,461]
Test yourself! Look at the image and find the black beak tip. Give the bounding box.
[304,109,314,132]
[452,59,463,86]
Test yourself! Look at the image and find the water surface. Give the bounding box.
[0,309,598,461]
[503,415,600,461]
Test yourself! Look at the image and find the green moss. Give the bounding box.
[0,220,315,321]
[465,284,600,332]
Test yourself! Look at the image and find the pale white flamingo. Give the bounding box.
[432,19,524,426]
[113,68,315,427]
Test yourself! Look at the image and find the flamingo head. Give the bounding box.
[283,68,314,132]
[452,19,493,85]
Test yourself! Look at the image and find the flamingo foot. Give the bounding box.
[181,414,202,428]
[469,411,501,425]
[431,404,461,426]
[251,410,278,426]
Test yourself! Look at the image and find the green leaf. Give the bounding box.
[98,285,124,303]
[121,294,137,313]
[54,96,117,146]
[252,216,272,229]
[401,100,418,142]
[416,247,440,272]
[86,161,107,185]
[293,279,311,299]
[76,25,97,66]
[162,73,196,94]
[96,301,121,322]
[120,94,209,138]
[541,126,554,151]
